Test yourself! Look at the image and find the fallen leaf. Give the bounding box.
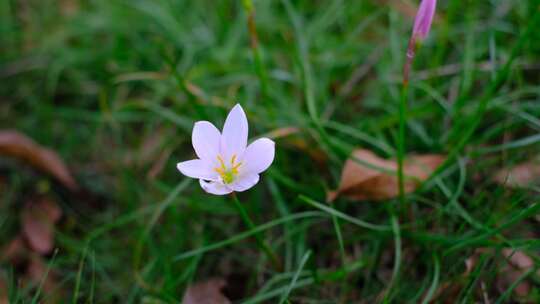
[503,249,535,270]
[329,149,445,201]
[459,248,536,300]
[182,278,231,304]
[499,249,538,297]
[0,130,78,191]
[21,198,62,254]
[494,159,540,188]
[499,267,530,298]
[24,255,62,303]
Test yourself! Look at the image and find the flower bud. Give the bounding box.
[412,0,437,41]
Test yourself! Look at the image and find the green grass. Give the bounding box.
[1,0,540,302]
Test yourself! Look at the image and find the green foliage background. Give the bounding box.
[1,0,540,302]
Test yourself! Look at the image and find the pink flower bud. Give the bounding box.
[412,0,437,41]
[403,0,437,84]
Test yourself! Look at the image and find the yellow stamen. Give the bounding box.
[214,167,225,175]
[214,154,242,184]
[217,155,226,169]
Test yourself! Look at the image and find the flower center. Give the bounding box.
[214,154,242,184]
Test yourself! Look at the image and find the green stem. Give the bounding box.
[397,83,409,214]
[398,36,415,216]
[231,193,282,271]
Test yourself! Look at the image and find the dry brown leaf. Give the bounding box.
[182,278,231,304]
[21,198,62,254]
[503,249,535,270]
[329,149,445,201]
[494,159,540,188]
[499,249,538,297]
[498,266,530,298]
[25,256,62,303]
[0,130,78,191]
[459,248,536,300]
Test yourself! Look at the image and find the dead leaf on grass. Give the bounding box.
[0,130,78,191]
[21,197,62,254]
[182,278,231,304]
[499,249,538,297]
[455,248,537,300]
[328,149,445,201]
[25,255,61,303]
[494,159,540,188]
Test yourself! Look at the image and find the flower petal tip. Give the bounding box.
[231,103,244,113]
[412,0,437,41]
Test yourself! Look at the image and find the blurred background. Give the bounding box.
[1,0,540,302]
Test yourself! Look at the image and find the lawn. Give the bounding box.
[1,0,540,302]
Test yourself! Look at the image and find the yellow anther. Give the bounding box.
[214,167,225,175]
[217,155,226,169]
[214,154,242,184]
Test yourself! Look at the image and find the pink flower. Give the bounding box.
[404,0,437,84]
[412,0,437,41]
[177,104,275,195]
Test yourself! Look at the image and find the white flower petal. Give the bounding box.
[177,160,217,180]
[199,179,233,195]
[192,121,221,162]
[242,138,275,174]
[221,104,248,160]
[230,173,260,192]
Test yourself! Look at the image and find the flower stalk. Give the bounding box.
[398,0,437,212]
[231,193,282,271]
